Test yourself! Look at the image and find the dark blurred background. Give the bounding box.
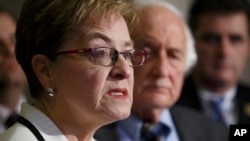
[1,0,250,86]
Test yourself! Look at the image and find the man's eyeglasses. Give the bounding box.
[54,47,147,67]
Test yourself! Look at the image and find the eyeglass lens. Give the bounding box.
[92,48,145,67]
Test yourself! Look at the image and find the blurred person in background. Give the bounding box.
[0,6,27,133]
[94,0,228,141]
[177,0,250,126]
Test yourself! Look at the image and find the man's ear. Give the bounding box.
[32,55,54,90]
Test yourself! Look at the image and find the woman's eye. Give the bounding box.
[94,50,109,58]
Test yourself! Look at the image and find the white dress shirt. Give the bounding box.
[198,86,238,126]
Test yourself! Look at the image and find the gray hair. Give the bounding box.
[133,0,197,73]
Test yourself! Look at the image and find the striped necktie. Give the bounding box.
[210,97,226,124]
[141,122,170,141]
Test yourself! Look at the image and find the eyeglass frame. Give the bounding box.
[53,47,147,67]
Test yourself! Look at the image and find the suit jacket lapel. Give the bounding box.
[180,77,250,124]
[170,107,198,141]
[235,84,250,124]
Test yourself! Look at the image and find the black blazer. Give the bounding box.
[94,106,229,141]
[177,75,250,124]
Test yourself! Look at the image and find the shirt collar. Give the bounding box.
[159,109,175,131]
[20,103,69,141]
[198,85,236,103]
[117,109,173,140]
[18,103,97,141]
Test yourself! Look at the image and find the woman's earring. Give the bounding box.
[48,88,54,97]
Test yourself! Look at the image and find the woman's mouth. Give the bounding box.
[107,88,128,99]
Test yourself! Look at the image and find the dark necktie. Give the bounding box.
[210,97,226,124]
[5,112,18,128]
[141,122,170,141]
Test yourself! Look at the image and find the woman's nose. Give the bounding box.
[110,55,132,80]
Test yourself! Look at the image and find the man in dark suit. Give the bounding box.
[94,0,228,141]
[177,0,250,126]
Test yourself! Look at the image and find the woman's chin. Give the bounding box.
[105,109,131,122]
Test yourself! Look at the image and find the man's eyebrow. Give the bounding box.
[169,46,184,52]
[143,34,161,44]
[229,34,243,38]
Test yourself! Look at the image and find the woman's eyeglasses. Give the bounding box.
[54,47,147,67]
